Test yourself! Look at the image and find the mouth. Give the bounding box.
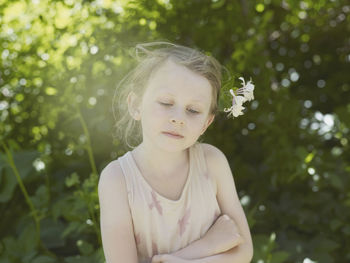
[162,131,184,139]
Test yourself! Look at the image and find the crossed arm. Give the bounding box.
[152,213,253,263]
[172,240,252,263]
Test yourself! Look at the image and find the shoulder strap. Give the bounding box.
[194,143,218,195]
[193,142,208,176]
[118,152,135,204]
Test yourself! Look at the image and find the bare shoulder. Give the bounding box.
[98,159,125,195]
[98,159,130,218]
[200,143,229,169]
[200,143,226,160]
[199,143,230,195]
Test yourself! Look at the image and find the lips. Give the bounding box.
[162,131,184,138]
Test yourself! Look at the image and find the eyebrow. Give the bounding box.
[159,92,207,103]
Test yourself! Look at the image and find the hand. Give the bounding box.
[203,214,244,254]
[151,253,190,263]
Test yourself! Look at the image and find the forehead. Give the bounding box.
[145,59,212,102]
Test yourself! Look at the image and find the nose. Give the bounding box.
[170,118,184,125]
[169,109,185,125]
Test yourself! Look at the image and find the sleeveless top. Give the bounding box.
[118,142,221,263]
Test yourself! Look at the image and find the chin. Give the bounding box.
[154,137,188,152]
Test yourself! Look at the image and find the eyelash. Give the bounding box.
[159,102,200,114]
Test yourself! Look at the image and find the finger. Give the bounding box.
[151,255,160,263]
[234,233,244,244]
[152,254,165,263]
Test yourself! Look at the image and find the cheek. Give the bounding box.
[142,104,167,125]
[187,117,207,132]
[152,105,168,119]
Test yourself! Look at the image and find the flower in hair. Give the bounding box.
[223,77,255,118]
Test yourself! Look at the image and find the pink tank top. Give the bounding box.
[118,142,221,263]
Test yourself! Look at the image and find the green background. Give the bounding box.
[1,0,349,262]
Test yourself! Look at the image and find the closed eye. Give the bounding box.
[159,102,172,106]
[188,109,199,114]
[158,102,200,114]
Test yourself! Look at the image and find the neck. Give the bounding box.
[132,141,189,180]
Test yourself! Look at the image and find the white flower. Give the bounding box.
[224,90,246,117]
[237,77,255,101]
[224,77,255,119]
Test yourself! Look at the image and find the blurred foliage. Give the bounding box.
[0,0,349,262]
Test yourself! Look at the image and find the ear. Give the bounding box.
[200,114,215,135]
[127,91,141,121]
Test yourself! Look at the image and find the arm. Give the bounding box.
[154,243,252,263]
[190,144,253,263]
[170,214,244,259]
[98,161,138,263]
[189,242,252,263]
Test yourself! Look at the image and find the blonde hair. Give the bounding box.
[112,41,224,149]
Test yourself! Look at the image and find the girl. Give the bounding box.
[98,41,253,263]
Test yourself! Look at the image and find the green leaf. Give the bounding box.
[12,150,40,180]
[18,222,38,253]
[31,255,56,263]
[64,255,96,263]
[329,174,344,190]
[330,219,343,231]
[270,251,290,263]
[77,239,94,256]
[31,185,49,209]
[312,236,340,253]
[0,256,11,263]
[0,166,17,202]
[65,172,80,188]
[40,218,65,248]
